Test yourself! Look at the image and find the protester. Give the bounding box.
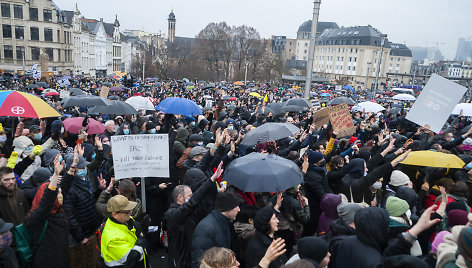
[0,217,19,268]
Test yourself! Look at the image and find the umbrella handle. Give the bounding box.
[403,139,413,149]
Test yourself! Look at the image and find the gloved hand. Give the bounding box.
[7,151,18,168]
[32,145,43,156]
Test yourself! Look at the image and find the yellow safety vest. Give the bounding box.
[101,217,145,267]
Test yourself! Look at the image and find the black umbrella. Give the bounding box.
[283,98,311,109]
[26,84,38,89]
[62,96,111,107]
[241,122,300,146]
[88,100,137,115]
[67,88,85,96]
[108,95,120,100]
[102,82,113,87]
[267,102,284,115]
[223,152,304,192]
[328,97,356,106]
[36,82,49,88]
[281,105,306,113]
[225,104,236,110]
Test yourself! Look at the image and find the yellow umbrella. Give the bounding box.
[396,150,465,168]
[249,92,262,98]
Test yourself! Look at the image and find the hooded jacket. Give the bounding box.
[323,218,356,268]
[174,127,189,159]
[317,194,341,235]
[0,185,29,226]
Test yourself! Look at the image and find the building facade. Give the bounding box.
[167,11,175,43]
[0,0,73,74]
[455,37,472,62]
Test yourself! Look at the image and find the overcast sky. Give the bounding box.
[55,0,471,59]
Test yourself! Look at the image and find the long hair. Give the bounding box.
[118,179,137,201]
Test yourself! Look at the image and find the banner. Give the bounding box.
[329,103,356,137]
[99,86,109,98]
[406,74,467,133]
[111,134,170,179]
[312,107,331,127]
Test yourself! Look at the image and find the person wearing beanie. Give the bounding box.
[381,170,411,209]
[447,209,469,227]
[303,150,332,236]
[386,196,422,256]
[317,194,342,235]
[432,230,450,256]
[297,237,331,268]
[246,199,287,268]
[20,167,52,205]
[337,203,362,227]
[191,192,241,268]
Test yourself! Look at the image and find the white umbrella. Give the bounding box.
[392,94,416,101]
[352,101,385,113]
[452,103,472,116]
[125,96,154,110]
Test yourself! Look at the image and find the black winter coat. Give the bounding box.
[323,218,356,268]
[164,179,216,268]
[303,166,331,235]
[191,210,232,268]
[245,230,287,268]
[63,174,102,243]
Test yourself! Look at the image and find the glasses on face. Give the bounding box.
[118,210,132,215]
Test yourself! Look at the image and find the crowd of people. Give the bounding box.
[0,75,472,268]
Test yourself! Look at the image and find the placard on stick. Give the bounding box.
[99,86,110,98]
[312,107,331,127]
[329,103,356,137]
[111,134,170,179]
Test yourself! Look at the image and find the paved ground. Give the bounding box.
[149,247,168,267]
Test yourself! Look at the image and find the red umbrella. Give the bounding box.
[63,117,106,134]
[45,91,59,96]
[228,97,237,101]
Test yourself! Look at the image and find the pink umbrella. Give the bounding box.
[45,91,59,96]
[63,117,106,134]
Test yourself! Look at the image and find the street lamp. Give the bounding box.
[244,61,249,85]
[365,62,371,90]
[304,0,322,99]
[374,34,387,95]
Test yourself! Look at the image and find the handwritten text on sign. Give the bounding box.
[111,134,169,179]
[329,103,356,137]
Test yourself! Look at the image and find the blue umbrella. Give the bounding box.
[320,93,331,97]
[155,97,202,116]
[343,85,354,92]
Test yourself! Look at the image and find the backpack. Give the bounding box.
[13,221,48,266]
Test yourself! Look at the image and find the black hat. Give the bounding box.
[298,237,328,264]
[253,206,276,233]
[189,134,204,142]
[0,217,13,233]
[219,111,228,120]
[29,125,41,133]
[215,192,240,212]
[31,167,52,184]
[146,122,156,131]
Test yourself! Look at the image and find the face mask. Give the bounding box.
[33,133,42,141]
[61,127,65,134]
[0,135,6,143]
[451,138,455,142]
[23,146,33,157]
[0,232,12,249]
[364,172,368,176]
[405,209,411,219]
[185,198,190,203]
[372,182,382,190]
[190,122,195,126]
[228,126,234,131]
[466,163,472,170]
[76,168,87,177]
[123,129,130,135]
[150,129,156,134]
[197,141,204,146]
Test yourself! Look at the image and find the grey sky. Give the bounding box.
[55,0,471,59]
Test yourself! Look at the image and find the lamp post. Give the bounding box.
[244,61,249,85]
[365,62,371,90]
[304,0,322,99]
[374,34,387,95]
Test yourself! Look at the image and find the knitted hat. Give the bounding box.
[447,209,469,227]
[386,196,409,217]
[337,203,362,224]
[308,151,324,165]
[457,226,472,262]
[389,170,410,187]
[446,201,469,214]
[42,149,60,167]
[253,206,276,232]
[31,167,52,183]
[214,192,240,212]
[432,231,450,255]
[297,237,328,264]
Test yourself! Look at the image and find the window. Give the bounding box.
[305,43,308,47]
[45,48,53,61]
[4,45,13,58]
[30,27,39,40]
[348,57,352,62]
[57,48,61,62]
[2,24,11,38]
[348,66,351,70]
[43,9,52,22]
[354,57,357,62]
[16,46,24,60]
[29,8,38,21]
[13,5,22,19]
[15,25,23,39]
[353,66,356,71]
[31,47,40,60]
[304,50,307,54]
[44,28,53,41]
[1,3,10,17]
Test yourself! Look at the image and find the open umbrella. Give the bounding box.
[392,94,416,101]
[63,117,106,135]
[249,92,262,98]
[36,82,49,88]
[67,88,85,96]
[110,86,124,92]
[44,91,59,97]
[328,97,356,106]
[62,96,111,107]
[108,95,120,100]
[102,82,113,87]
[223,152,303,192]
[396,150,465,169]
[241,123,300,146]
[343,85,354,92]
[88,100,138,115]
[202,83,215,89]
[267,102,284,115]
[352,101,385,113]
[156,97,202,116]
[320,93,331,97]
[281,105,306,113]
[0,90,61,118]
[43,88,57,94]
[234,81,244,86]
[283,98,311,109]
[125,96,154,110]
[26,84,39,89]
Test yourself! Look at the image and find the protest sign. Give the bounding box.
[406,74,467,133]
[329,103,356,137]
[312,107,331,127]
[99,86,110,98]
[111,134,170,179]
[59,90,70,99]
[32,70,41,79]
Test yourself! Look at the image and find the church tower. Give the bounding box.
[167,10,176,43]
